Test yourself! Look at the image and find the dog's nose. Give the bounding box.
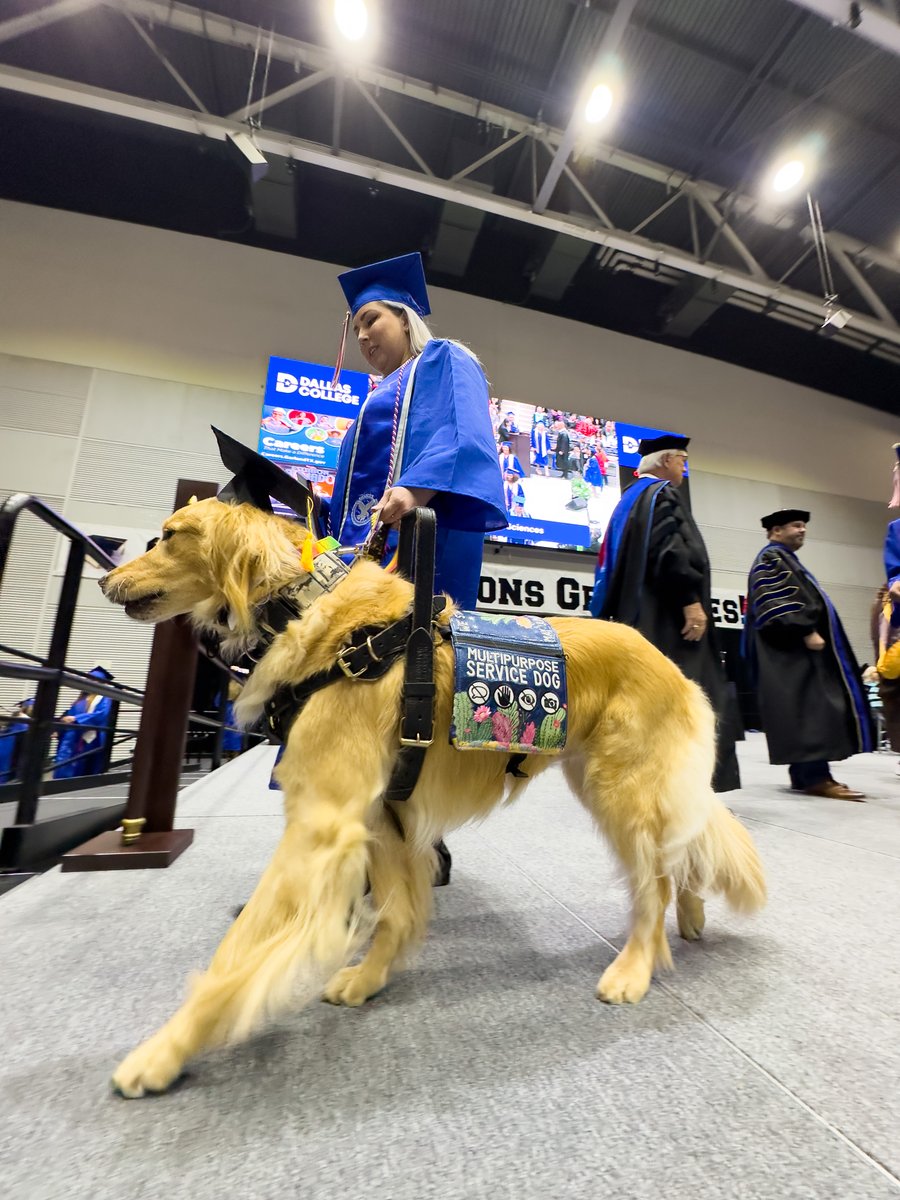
[97,573,110,593]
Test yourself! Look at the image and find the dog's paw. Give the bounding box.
[110,1033,185,1099]
[322,964,386,1007]
[677,892,706,941]
[596,959,651,1005]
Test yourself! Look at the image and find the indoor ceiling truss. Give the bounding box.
[1,0,899,364]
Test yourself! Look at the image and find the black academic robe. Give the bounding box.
[600,480,741,792]
[745,544,873,764]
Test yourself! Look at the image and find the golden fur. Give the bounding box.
[101,498,766,1098]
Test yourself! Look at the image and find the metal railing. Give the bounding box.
[0,493,263,873]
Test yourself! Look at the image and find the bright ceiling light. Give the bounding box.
[334,0,368,42]
[771,158,806,194]
[584,83,614,125]
[762,139,823,200]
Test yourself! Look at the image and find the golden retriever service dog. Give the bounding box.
[101,498,765,1097]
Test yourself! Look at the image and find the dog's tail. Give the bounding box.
[181,812,375,1049]
[676,800,767,914]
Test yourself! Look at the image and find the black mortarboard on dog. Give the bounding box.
[212,426,322,538]
[637,434,690,456]
[760,508,810,530]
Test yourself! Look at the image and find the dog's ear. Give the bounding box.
[202,504,302,640]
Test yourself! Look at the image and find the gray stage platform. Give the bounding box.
[1,735,899,1200]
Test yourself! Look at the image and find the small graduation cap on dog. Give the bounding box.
[213,426,322,540]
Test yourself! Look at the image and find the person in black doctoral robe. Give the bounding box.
[745,509,872,801]
[590,434,741,792]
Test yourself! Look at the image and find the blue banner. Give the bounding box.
[495,517,592,549]
[259,357,372,470]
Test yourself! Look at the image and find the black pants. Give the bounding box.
[789,760,830,789]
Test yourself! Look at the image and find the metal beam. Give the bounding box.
[688,188,768,280]
[351,78,433,176]
[0,0,98,46]
[560,164,615,230]
[109,0,793,228]
[533,0,639,215]
[228,68,332,123]
[784,0,900,57]
[332,72,343,157]
[449,131,526,182]
[629,190,684,237]
[124,14,208,113]
[827,242,899,326]
[2,62,898,351]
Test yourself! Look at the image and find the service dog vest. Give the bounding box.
[449,612,567,754]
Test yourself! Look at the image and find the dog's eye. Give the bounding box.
[161,529,175,541]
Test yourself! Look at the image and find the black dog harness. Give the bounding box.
[262,508,444,806]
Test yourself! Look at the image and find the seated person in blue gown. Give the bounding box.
[53,663,115,779]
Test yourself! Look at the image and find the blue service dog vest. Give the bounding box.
[449,612,567,753]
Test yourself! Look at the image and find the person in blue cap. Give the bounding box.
[53,663,116,779]
[325,251,507,610]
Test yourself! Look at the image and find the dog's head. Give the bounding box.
[99,498,311,656]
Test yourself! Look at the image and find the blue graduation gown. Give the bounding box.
[53,694,112,778]
[0,718,28,784]
[531,424,549,468]
[503,481,527,516]
[886,520,900,627]
[223,701,243,753]
[323,339,507,608]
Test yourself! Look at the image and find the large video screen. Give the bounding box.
[258,356,683,554]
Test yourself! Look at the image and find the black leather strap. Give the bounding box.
[398,508,438,746]
[383,508,439,805]
[263,592,446,744]
[263,507,443,818]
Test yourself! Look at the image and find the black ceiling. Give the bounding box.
[1,0,899,412]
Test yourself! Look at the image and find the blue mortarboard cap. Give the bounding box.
[338,252,431,318]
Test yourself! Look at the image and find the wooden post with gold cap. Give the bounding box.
[62,479,220,871]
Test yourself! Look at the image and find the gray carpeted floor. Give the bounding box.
[1,735,899,1200]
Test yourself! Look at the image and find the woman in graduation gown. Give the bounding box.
[322,253,508,886]
[323,252,507,610]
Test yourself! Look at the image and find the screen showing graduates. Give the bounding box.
[258,356,682,554]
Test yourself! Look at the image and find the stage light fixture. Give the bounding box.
[334,0,368,42]
[821,304,852,337]
[226,130,269,183]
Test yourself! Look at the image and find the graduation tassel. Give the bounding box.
[330,310,351,389]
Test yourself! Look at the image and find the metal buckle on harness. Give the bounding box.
[399,731,434,748]
[337,645,368,679]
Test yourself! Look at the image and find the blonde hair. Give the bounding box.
[387,303,484,370]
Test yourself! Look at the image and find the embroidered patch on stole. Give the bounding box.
[449,612,567,753]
